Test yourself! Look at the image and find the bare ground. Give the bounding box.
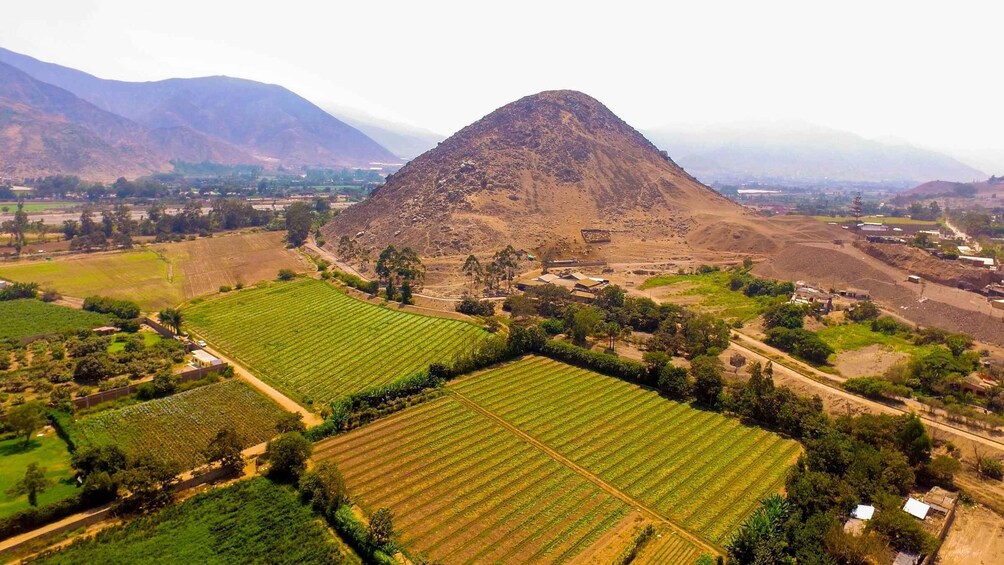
[833,345,909,379]
[936,503,1004,565]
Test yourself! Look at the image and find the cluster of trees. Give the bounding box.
[62,205,136,251]
[0,281,38,301]
[723,365,956,562]
[82,296,141,320]
[374,245,424,304]
[461,246,521,294]
[765,327,834,364]
[1,201,30,256]
[284,198,331,247]
[729,269,796,298]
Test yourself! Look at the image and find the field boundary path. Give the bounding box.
[195,341,322,426]
[446,388,723,557]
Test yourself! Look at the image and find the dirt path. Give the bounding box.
[446,388,722,557]
[195,341,322,426]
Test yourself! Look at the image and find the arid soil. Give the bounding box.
[936,503,1004,565]
[833,345,909,379]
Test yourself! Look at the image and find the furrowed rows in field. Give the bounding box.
[74,380,288,468]
[184,280,489,405]
[315,395,634,564]
[450,356,801,545]
[635,528,704,564]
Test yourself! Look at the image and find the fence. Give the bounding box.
[73,364,227,410]
[142,316,175,338]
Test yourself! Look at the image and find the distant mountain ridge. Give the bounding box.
[0,47,397,179]
[644,122,986,188]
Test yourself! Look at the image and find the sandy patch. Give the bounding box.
[936,504,1004,565]
[833,344,909,378]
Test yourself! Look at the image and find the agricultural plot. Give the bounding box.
[32,477,359,565]
[315,395,636,564]
[0,231,304,310]
[638,270,782,322]
[72,380,288,468]
[449,356,802,546]
[185,279,490,406]
[0,299,111,340]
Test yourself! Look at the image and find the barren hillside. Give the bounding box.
[324,90,831,261]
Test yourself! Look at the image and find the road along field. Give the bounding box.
[317,356,799,562]
[0,231,306,311]
[0,299,112,340]
[449,356,802,545]
[184,279,491,406]
[69,380,289,468]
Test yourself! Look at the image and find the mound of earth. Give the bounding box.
[855,242,995,290]
[324,90,825,259]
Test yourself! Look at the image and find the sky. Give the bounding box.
[3,0,1003,172]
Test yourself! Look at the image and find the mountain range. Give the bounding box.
[643,122,986,188]
[0,47,397,180]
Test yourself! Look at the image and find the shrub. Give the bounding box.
[540,340,649,384]
[219,285,232,293]
[846,301,880,321]
[979,457,1004,480]
[843,377,912,400]
[277,269,296,281]
[871,316,908,335]
[658,364,691,400]
[40,289,61,302]
[539,318,565,336]
[456,296,496,317]
[765,327,834,364]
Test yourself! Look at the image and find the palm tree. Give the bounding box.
[159,308,183,335]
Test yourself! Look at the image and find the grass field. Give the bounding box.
[315,395,636,564]
[32,477,360,564]
[0,202,75,213]
[0,431,78,519]
[107,330,162,353]
[318,357,799,562]
[0,231,305,310]
[816,322,938,358]
[0,299,112,340]
[638,270,782,322]
[185,279,490,406]
[72,380,289,468]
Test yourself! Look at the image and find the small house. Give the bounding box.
[902,498,930,520]
[92,326,120,336]
[959,255,996,268]
[191,349,222,368]
[922,486,958,515]
[960,373,995,396]
[839,288,871,300]
[850,505,875,520]
[790,286,834,313]
[907,275,922,284]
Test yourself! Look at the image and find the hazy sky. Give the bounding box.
[3,0,1002,171]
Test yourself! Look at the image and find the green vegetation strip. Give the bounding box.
[637,270,782,321]
[0,432,77,519]
[185,279,490,405]
[450,356,801,545]
[72,380,288,469]
[31,477,360,565]
[0,300,112,340]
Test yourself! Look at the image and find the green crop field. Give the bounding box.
[0,299,112,340]
[449,356,801,546]
[638,270,782,322]
[32,477,360,565]
[816,322,938,359]
[72,380,288,468]
[0,431,78,519]
[0,201,75,213]
[315,395,636,564]
[185,279,490,406]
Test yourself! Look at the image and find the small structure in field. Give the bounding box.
[839,287,871,300]
[893,551,920,565]
[961,373,995,396]
[922,486,958,515]
[902,498,930,520]
[92,326,120,336]
[191,349,222,368]
[851,505,875,520]
[580,229,611,243]
[993,299,1004,311]
[907,275,922,284]
[790,285,834,313]
[960,255,996,268]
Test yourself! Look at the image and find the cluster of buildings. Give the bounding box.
[788,281,871,314]
[843,487,958,565]
[516,271,610,302]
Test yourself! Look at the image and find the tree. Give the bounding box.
[683,314,730,357]
[896,413,932,466]
[658,364,691,400]
[7,401,47,446]
[603,322,622,352]
[276,412,307,434]
[263,432,312,482]
[203,428,245,476]
[116,454,180,513]
[158,308,183,335]
[569,306,604,345]
[277,268,296,281]
[729,353,747,373]
[399,279,413,305]
[369,507,395,547]
[462,254,482,290]
[299,460,349,515]
[10,201,28,256]
[851,192,863,225]
[846,301,879,322]
[691,356,724,406]
[762,302,806,330]
[6,463,52,507]
[727,494,793,565]
[284,201,313,247]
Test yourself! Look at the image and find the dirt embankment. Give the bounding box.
[753,243,1004,346]
[856,242,996,290]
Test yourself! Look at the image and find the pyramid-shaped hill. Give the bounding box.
[324,90,830,260]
